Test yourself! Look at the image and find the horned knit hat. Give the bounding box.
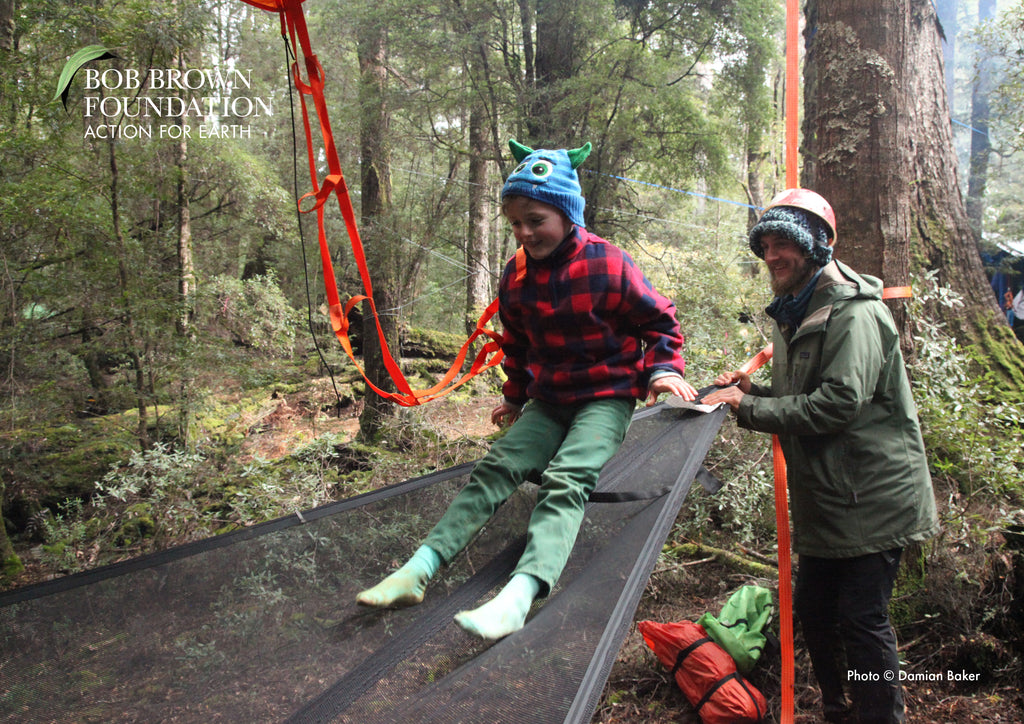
[501,139,592,227]
[748,206,834,267]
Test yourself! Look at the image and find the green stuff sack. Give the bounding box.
[697,584,773,674]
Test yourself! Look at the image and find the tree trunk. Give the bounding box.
[106,118,151,450]
[526,0,578,145]
[451,0,498,332]
[934,0,957,106]
[466,104,492,335]
[802,0,915,346]
[0,480,22,581]
[747,149,768,230]
[356,18,399,442]
[0,0,13,52]
[802,0,1022,394]
[965,0,995,240]
[517,0,535,106]
[175,52,195,337]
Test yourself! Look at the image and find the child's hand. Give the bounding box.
[491,401,523,427]
[646,375,698,406]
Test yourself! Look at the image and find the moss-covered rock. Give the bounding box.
[401,326,465,360]
[0,419,136,530]
[2,553,24,580]
[114,503,157,547]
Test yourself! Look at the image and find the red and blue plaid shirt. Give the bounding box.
[498,227,685,406]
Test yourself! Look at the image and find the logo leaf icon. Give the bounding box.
[54,44,119,111]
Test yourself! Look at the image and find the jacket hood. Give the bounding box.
[815,260,884,303]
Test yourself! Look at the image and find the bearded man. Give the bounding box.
[704,189,939,724]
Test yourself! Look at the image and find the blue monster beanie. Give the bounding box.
[501,139,592,227]
[748,206,833,267]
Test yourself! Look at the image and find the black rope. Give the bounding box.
[282,32,344,412]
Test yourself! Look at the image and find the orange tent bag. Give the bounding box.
[637,619,766,723]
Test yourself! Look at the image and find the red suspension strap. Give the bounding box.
[240,0,505,406]
[784,0,800,189]
[738,343,793,724]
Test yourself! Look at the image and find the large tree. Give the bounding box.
[965,0,996,240]
[354,6,400,441]
[802,0,1023,390]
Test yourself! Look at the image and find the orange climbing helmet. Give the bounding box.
[764,188,837,241]
[749,188,837,266]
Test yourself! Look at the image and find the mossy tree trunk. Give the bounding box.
[466,104,492,335]
[802,0,1024,394]
[0,482,22,581]
[105,103,151,451]
[356,13,399,442]
[0,0,12,52]
[175,47,194,337]
[525,0,581,148]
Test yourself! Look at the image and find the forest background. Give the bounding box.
[2,0,1024,720]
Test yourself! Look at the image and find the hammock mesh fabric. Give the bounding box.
[0,402,725,723]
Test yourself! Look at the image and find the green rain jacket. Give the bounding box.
[736,260,939,558]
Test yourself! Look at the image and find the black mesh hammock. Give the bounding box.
[0,401,725,724]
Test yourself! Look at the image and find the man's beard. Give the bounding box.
[769,256,819,297]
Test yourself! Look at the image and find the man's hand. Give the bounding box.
[702,370,752,411]
[646,375,698,407]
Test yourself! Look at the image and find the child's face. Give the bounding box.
[503,197,574,261]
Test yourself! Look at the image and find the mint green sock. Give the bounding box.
[356,545,442,608]
[454,573,541,640]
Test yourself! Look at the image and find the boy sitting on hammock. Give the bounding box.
[357,139,696,640]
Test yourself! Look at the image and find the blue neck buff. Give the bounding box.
[766,268,824,330]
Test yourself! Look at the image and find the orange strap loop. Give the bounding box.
[738,344,774,376]
[882,286,913,299]
[242,0,504,406]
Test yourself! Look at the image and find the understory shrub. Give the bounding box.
[198,273,301,356]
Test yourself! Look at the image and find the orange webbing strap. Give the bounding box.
[771,433,795,723]
[242,0,504,405]
[738,344,774,376]
[882,286,913,300]
[785,0,800,189]
[738,344,794,723]
[514,247,528,284]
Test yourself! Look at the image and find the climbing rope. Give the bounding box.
[241,0,505,406]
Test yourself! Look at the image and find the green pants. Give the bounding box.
[423,397,634,596]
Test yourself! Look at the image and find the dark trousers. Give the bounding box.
[794,549,905,724]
